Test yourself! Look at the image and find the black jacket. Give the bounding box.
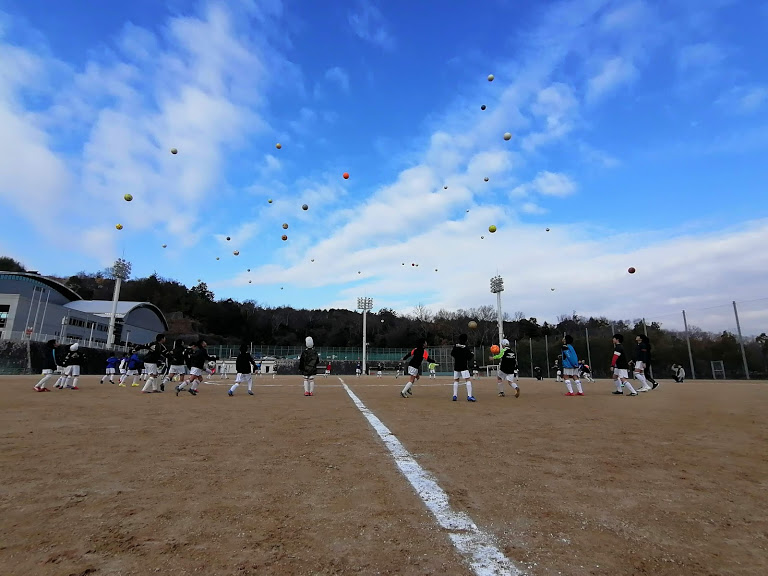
[450,344,474,371]
[299,348,319,377]
[42,342,57,371]
[141,341,168,364]
[236,352,258,374]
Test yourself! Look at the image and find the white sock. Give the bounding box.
[575,379,583,393]
[36,374,51,388]
[565,379,573,394]
[623,379,637,394]
[141,377,154,392]
[71,377,79,388]
[466,381,473,397]
[132,376,138,386]
[303,379,309,393]
[65,376,73,388]
[191,380,200,391]
[497,379,504,393]
[615,379,622,391]
[55,375,65,387]
[248,379,253,392]
[453,381,459,396]
[309,379,315,393]
[230,382,239,393]
[635,372,649,388]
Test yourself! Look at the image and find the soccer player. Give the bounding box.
[228,344,259,396]
[325,362,331,378]
[299,336,319,396]
[428,362,438,379]
[219,360,229,379]
[400,341,436,398]
[450,333,475,401]
[376,363,383,378]
[99,352,120,384]
[561,335,584,396]
[553,358,563,382]
[176,340,216,395]
[578,360,595,383]
[119,349,142,387]
[633,334,652,392]
[162,340,188,389]
[61,343,85,390]
[139,334,168,393]
[672,364,686,382]
[34,339,57,392]
[472,359,479,379]
[611,334,637,396]
[355,361,362,377]
[641,335,659,389]
[118,354,128,380]
[396,362,403,378]
[490,339,520,397]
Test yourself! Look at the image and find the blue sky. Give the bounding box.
[1,0,767,333]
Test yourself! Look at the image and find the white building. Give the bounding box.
[0,271,168,348]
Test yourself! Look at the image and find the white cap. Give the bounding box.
[501,339,509,347]
[70,343,79,351]
[305,336,314,348]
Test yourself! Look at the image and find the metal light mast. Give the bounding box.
[106,258,132,348]
[357,297,373,375]
[490,275,504,345]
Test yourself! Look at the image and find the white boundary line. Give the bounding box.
[339,377,524,576]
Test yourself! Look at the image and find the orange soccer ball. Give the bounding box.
[342,172,350,180]
[490,345,500,354]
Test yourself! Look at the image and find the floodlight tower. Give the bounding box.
[357,297,373,374]
[106,258,132,348]
[490,275,504,345]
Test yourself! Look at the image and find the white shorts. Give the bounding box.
[105,368,116,375]
[304,374,315,381]
[169,365,187,374]
[407,366,419,377]
[634,361,645,371]
[56,365,65,373]
[190,367,204,377]
[377,371,382,375]
[325,370,330,374]
[498,370,516,382]
[356,369,361,375]
[614,368,629,379]
[454,370,470,379]
[144,363,159,375]
[125,369,138,376]
[429,369,435,373]
[235,373,253,385]
[42,369,53,375]
[65,365,81,376]
[563,367,579,377]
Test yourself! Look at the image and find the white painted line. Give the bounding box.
[339,377,523,576]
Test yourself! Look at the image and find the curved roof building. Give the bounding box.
[0,271,167,348]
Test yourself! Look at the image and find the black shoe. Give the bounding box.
[612,390,623,395]
[652,382,659,389]
[160,383,165,392]
[400,391,408,398]
[189,389,197,396]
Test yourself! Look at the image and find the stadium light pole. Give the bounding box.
[106,259,132,349]
[357,297,373,375]
[490,276,504,345]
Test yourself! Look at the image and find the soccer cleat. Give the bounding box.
[309,392,314,396]
[564,392,575,396]
[400,391,408,398]
[142,391,151,394]
[576,392,584,396]
[304,391,310,396]
[71,386,79,390]
[175,386,181,396]
[652,381,659,390]
[498,391,505,397]
[118,383,126,387]
[188,389,197,396]
[34,386,41,392]
[467,396,476,402]
[514,387,520,398]
[227,390,234,396]
[629,392,638,396]
[612,390,623,395]
[248,390,254,395]
[160,383,165,392]
[452,395,457,401]
[406,389,413,395]
[131,383,139,387]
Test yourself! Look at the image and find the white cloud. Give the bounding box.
[348,0,395,50]
[677,42,725,70]
[324,66,350,93]
[512,171,577,198]
[716,85,768,114]
[520,202,547,214]
[522,82,579,152]
[0,1,288,264]
[586,56,637,102]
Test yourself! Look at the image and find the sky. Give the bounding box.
[1,0,767,334]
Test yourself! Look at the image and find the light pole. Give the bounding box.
[106,258,132,348]
[490,275,504,345]
[357,297,373,375]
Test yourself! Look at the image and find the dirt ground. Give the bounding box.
[0,374,766,576]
